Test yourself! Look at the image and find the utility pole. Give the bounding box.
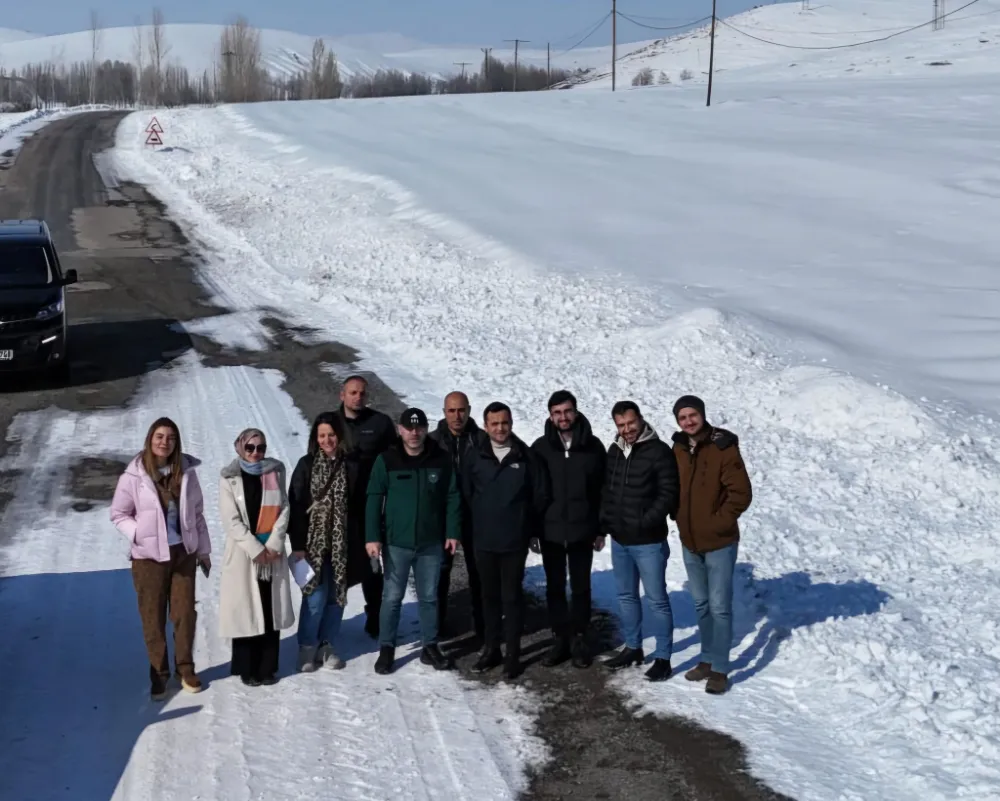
[933,0,946,29]
[706,0,717,106]
[481,47,493,88]
[454,61,471,79]
[612,0,617,91]
[547,42,551,87]
[504,39,529,91]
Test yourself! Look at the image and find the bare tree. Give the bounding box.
[307,38,325,99]
[320,51,342,98]
[218,17,265,102]
[148,6,171,105]
[89,10,103,104]
[631,67,654,87]
[132,16,145,106]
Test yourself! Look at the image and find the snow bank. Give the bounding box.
[0,353,547,799]
[109,78,1000,800]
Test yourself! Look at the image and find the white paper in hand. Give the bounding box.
[289,556,315,588]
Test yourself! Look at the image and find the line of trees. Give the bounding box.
[0,11,584,111]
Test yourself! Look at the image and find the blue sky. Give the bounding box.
[6,0,780,45]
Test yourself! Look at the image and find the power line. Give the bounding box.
[551,12,611,58]
[617,12,713,31]
[719,0,983,50]
[726,6,1000,36]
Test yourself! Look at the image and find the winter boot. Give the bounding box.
[472,646,503,673]
[374,646,395,675]
[316,642,345,670]
[241,675,262,687]
[603,646,644,671]
[570,634,592,669]
[149,670,168,702]
[420,644,455,671]
[503,650,522,680]
[177,668,202,693]
[644,659,672,682]
[684,662,712,682]
[297,645,318,673]
[705,671,729,695]
[542,636,571,667]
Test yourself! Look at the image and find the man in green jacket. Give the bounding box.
[366,407,461,675]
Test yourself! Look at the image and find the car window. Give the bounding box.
[0,245,52,286]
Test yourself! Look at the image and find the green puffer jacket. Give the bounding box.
[365,445,461,549]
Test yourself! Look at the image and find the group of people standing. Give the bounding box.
[110,375,752,700]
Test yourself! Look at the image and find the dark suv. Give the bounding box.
[0,220,77,384]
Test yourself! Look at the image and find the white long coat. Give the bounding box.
[217,458,295,639]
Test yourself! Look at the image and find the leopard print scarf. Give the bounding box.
[302,453,349,604]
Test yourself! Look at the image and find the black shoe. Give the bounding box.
[240,675,262,687]
[472,646,503,673]
[364,606,380,640]
[374,646,395,675]
[644,659,672,682]
[603,646,644,671]
[259,674,278,686]
[570,634,592,668]
[420,644,455,670]
[503,653,522,680]
[542,636,571,667]
[150,672,168,701]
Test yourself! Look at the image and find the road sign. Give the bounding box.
[145,116,163,133]
[145,130,163,146]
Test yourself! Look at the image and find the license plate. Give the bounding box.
[0,350,12,361]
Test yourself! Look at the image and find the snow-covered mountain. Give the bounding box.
[0,24,636,80]
[571,0,1000,87]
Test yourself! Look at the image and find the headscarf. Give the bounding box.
[235,428,267,475]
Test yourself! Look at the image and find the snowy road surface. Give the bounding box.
[109,66,1000,800]
[0,113,544,801]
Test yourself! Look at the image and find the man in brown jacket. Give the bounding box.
[671,395,752,695]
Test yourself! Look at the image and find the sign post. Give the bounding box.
[144,116,164,147]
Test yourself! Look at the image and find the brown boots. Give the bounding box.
[684,661,729,694]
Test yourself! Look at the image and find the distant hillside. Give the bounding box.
[0,23,628,81]
[569,0,1000,89]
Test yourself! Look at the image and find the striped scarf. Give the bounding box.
[253,470,283,580]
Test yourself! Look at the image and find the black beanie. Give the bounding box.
[673,395,706,420]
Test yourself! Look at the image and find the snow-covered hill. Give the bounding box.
[0,23,630,81]
[574,0,1000,87]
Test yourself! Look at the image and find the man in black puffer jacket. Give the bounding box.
[599,400,679,683]
[531,390,606,669]
[462,401,550,680]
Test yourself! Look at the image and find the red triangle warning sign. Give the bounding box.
[145,130,163,146]
[145,116,163,133]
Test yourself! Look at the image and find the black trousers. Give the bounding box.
[363,569,384,614]
[475,549,527,656]
[439,541,484,637]
[541,539,594,638]
[230,579,280,680]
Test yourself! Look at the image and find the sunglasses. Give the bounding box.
[245,443,267,454]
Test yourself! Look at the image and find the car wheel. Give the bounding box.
[49,360,71,387]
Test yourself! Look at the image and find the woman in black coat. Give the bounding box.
[287,412,365,672]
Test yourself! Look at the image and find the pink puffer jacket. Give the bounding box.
[110,453,212,562]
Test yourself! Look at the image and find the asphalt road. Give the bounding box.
[0,110,794,801]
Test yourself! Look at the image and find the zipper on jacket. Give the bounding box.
[687,447,698,553]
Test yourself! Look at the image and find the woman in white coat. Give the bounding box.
[218,428,295,686]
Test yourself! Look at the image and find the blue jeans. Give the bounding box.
[682,542,738,674]
[610,539,674,661]
[297,556,345,649]
[380,543,442,649]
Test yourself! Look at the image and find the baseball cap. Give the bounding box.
[399,408,429,429]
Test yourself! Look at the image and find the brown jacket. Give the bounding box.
[671,427,752,554]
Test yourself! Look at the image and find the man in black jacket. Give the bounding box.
[531,390,606,668]
[428,390,485,641]
[334,375,399,638]
[462,401,549,680]
[600,400,679,682]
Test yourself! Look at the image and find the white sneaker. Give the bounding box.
[297,645,318,673]
[316,643,345,670]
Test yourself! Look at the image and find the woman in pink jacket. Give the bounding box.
[110,416,212,701]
